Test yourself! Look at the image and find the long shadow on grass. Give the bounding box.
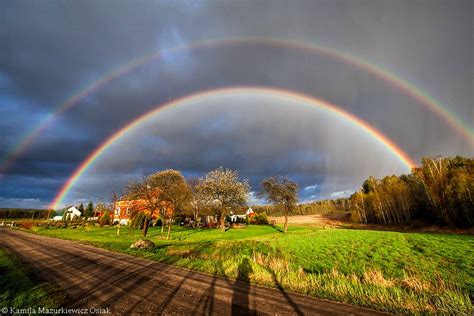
[270,225,284,233]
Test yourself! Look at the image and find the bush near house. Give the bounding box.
[98,211,111,227]
[251,212,269,225]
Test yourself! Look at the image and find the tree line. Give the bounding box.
[0,208,50,219]
[350,156,473,227]
[253,198,349,217]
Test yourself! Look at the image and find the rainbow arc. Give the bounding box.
[2,37,472,177]
[49,87,416,209]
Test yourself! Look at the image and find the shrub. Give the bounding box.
[251,212,269,225]
[99,211,111,227]
[17,221,36,230]
[156,218,163,227]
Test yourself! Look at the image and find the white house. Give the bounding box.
[229,208,255,222]
[51,215,63,221]
[229,214,246,222]
[64,206,82,220]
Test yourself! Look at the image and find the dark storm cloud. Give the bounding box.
[32,43,472,156]
[0,0,472,208]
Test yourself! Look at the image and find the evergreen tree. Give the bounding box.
[85,201,93,219]
[78,203,85,217]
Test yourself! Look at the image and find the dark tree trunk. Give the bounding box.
[143,217,149,236]
[167,221,172,240]
[283,209,289,233]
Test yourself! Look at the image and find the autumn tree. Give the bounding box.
[259,176,299,233]
[198,167,249,232]
[125,178,162,237]
[148,169,191,239]
[412,156,473,226]
[349,156,473,227]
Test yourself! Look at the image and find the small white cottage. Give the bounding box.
[64,206,82,220]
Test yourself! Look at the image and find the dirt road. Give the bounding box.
[0,228,386,315]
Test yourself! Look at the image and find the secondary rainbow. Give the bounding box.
[2,37,472,177]
[49,87,416,209]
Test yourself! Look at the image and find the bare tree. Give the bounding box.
[259,177,299,233]
[187,177,211,227]
[198,167,249,232]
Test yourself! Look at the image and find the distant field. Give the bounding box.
[24,225,473,314]
[0,247,62,310]
[268,214,347,226]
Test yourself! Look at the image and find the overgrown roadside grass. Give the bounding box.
[0,247,63,311]
[25,225,474,314]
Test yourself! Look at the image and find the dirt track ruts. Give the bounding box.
[0,228,388,315]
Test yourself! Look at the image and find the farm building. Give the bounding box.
[52,206,81,221]
[229,207,255,222]
[114,199,163,224]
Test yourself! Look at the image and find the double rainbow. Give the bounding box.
[1,37,472,177]
[49,87,416,209]
[1,37,468,209]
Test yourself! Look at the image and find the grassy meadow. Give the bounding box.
[0,248,63,311]
[25,224,473,314]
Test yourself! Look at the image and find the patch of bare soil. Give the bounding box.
[269,213,349,227]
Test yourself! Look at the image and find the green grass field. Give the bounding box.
[0,248,63,311]
[27,224,473,314]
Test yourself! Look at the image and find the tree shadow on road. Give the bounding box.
[265,266,304,316]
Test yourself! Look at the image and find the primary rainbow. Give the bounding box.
[49,86,416,209]
[1,37,472,177]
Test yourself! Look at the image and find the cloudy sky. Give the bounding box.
[1,0,472,209]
